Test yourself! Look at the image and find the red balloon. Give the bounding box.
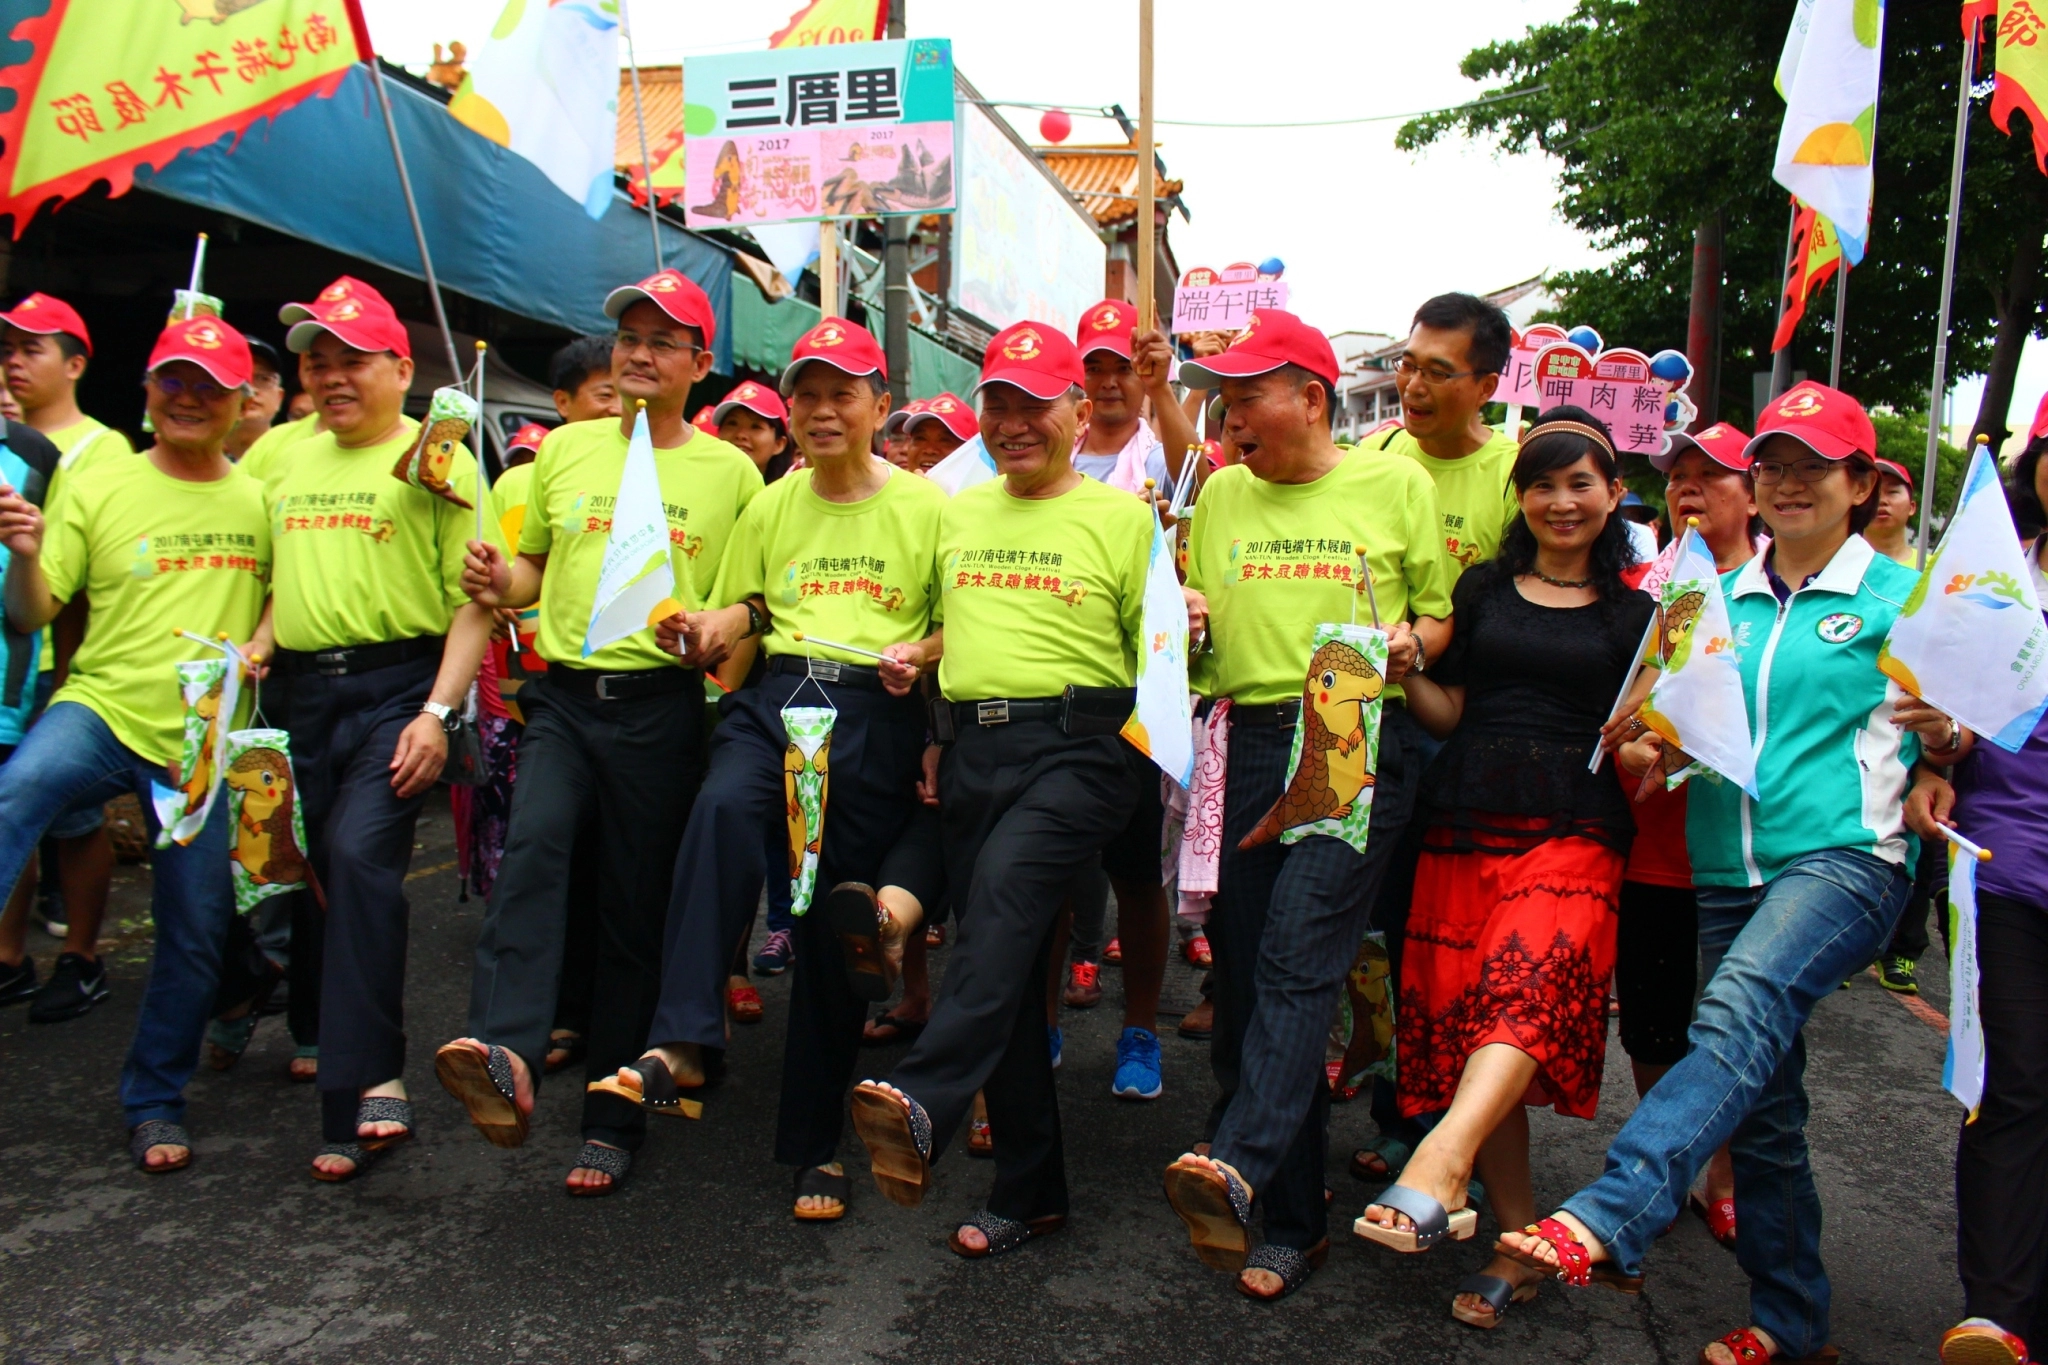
[1039,109,1072,143]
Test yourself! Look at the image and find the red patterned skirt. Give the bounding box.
[1396,818,1625,1120]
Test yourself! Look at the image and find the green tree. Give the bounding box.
[1400,0,2048,445]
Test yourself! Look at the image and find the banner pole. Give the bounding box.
[474,340,489,546]
[1768,201,1797,401]
[818,219,839,316]
[1136,0,1155,333]
[1829,264,1848,390]
[366,57,463,382]
[619,0,665,273]
[1920,23,1979,571]
[184,233,208,319]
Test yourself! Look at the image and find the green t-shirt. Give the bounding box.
[518,419,763,671]
[33,417,130,672]
[41,455,270,766]
[1186,452,1454,705]
[713,464,945,665]
[492,460,536,548]
[266,420,492,652]
[933,475,1153,701]
[237,412,322,486]
[1375,426,1520,574]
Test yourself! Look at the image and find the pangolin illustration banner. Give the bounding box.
[1639,526,1759,797]
[1240,622,1388,856]
[781,703,834,914]
[224,727,315,911]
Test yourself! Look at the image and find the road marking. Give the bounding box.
[405,860,457,882]
[1867,964,1950,1035]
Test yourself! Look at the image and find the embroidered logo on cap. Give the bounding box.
[1776,389,1824,419]
[318,281,352,302]
[1087,305,1122,331]
[928,396,958,412]
[1237,314,1262,340]
[1816,612,1863,644]
[327,300,362,322]
[1002,328,1043,360]
[647,272,680,292]
[183,321,223,349]
[808,323,846,348]
[733,382,762,400]
[15,297,36,311]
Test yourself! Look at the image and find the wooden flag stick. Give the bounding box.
[184,233,208,318]
[619,0,665,273]
[818,219,839,316]
[473,340,489,546]
[1353,544,1381,629]
[1136,0,1156,334]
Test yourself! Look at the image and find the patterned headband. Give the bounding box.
[1520,419,1616,460]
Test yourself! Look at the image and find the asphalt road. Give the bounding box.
[0,793,1964,1363]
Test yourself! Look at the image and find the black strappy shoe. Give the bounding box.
[129,1120,192,1173]
[947,1210,1067,1259]
[1237,1240,1329,1301]
[355,1096,414,1151]
[567,1141,630,1197]
[793,1164,850,1221]
[586,1056,704,1118]
[311,1142,383,1183]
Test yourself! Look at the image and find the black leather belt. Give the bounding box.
[1229,698,1301,727]
[545,662,698,701]
[272,635,443,677]
[953,697,1066,727]
[766,653,887,692]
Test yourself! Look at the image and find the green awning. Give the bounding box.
[730,276,980,400]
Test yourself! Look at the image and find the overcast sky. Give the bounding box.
[360,0,2038,436]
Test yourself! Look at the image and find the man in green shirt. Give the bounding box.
[1161,310,1454,1299]
[442,270,761,1195]
[0,291,131,1006]
[850,321,1155,1257]
[263,276,497,1182]
[0,315,271,1173]
[587,317,944,1220]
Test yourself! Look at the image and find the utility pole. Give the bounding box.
[882,0,912,407]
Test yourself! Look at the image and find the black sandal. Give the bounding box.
[850,1081,933,1207]
[567,1141,630,1197]
[585,1056,704,1118]
[544,1030,587,1075]
[948,1210,1066,1259]
[311,1142,381,1183]
[1236,1240,1329,1301]
[793,1164,850,1221]
[355,1096,413,1151]
[861,1010,926,1047]
[129,1120,192,1173]
[434,1041,530,1147]
[1451,1272,1539,1329]
[825,882,895,1003]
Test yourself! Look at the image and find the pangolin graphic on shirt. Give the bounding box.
[1240,639,1385,848]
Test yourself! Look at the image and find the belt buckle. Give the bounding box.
[976,699,1010,726]
[807,659,843,685]
[595,673,625,701]
[315,649,348,678]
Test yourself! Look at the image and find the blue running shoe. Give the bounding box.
[1112,1026,1163,1100]
[1049,1025,1063,1070]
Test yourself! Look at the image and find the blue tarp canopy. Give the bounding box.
[136,64,733,372]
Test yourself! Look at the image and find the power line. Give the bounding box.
[971,84,1547,130]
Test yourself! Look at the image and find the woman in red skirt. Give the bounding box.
[1354,406,1654,1330]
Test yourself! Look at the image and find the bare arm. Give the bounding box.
[388,600,494,798]
[1401,674,1464,740]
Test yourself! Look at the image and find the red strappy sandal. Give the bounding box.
[1699,1327,1839,1364]
[1691,1190,1738,1247]
[1503,1218,1646,1293]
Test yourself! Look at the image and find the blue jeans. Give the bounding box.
[1561,847,1910,1357]
[0,702,235,1125]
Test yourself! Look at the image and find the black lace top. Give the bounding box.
[1423,561,1656,853]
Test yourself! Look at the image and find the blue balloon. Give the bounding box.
[1566,325,1603,353]
[1258,256,1285,277]
[1648,350,1693,381]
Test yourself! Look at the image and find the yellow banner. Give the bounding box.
[1991,0,2048,173]
[768,0,885,47]
[0,0,369,231]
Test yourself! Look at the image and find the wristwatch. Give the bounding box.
[1411,636,1428,675]
[743,600,767,638]
[420,700,458,732]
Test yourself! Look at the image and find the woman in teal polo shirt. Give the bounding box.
[1493,382,1963,1365]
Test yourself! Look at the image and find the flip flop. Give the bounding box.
[434,1041,531,1148]
[1162,1154,1254,1271]
[793,1164,850,1221]
[1353,1184,1479,1253]
[585,1056,704,1118]
[129,1120,192,1173]
[355,1096,413,1152]
[1701,1327,1840,1364]
[1236,1240,1328,1302]
[566,1141,629,1198]
[948,1210,1066,1259]
[826,882,896,1003]
[1451,1273,1539,1329]
[850,1081,932,1208]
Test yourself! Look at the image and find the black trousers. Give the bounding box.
[272,655,438,1145]
[889,720,1141,1221]
[1206,704,1419,1250]
[1615,879,1699,1067]
[465,672,705,1149]
[1958,888,2048,1347]
[1889,838,1948,961]
[643,673,925,1168]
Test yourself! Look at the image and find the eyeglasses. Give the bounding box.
[150,373,235,402]
[614,331,701,358]
[1751,456,1839,485]
[1393,357,1477,386]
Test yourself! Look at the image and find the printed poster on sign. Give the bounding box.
[150,652,241,848]
[781,704,834,914]
[1497,324,1697,453]
[1240,623,1388,856]
[682,39,955,228]
[1170,263,1289,335]
[224,728,317,912]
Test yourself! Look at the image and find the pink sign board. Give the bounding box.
[682,122,955,228]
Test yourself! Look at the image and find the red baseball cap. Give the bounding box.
[147,315,252,390]
[779,317,886,395]
[691,404,720,436]
[882,398,927,436]
[1874,456,1914,489]
[1075,299,1135,359]
[279,276,411,358]
[0,292,91,355]
[904,391,977,442]
[1651,420,1753,474]
[604,268,717,349]
[1179,309,1339,391]
[2030,390,2048,441]
[713,379,789,426]
[977,321,1084,400]
[507,422,551,455]
[1743,381,1878,463]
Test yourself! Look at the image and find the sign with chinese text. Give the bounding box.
[769,0,887,47]
[682,38,954,228]
[1530,342,1670,455]
[0,0,370,232]
[1170,264,1290,334]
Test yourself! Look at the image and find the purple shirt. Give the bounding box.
[1956,699,2048,908]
